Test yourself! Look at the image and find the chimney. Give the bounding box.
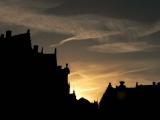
[54,48,57,55]
[153,82,156,86]
[41,47,43,54]
[0,34,4,39]
[33,45,38,53]
[58,65,62,70]
[136,82,138,87]
[6,30,12,39]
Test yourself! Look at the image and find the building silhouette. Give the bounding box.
[1,29,160,119]
[0,30,98,119]
[99,81,160,119]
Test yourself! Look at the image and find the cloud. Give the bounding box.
[88,42,160,53]
[0,4,121,47]
[0,6,75,33]
[77,87,100,93]
[69,61,160,101]
[87,67,150,81]
[46,0,160,22]
[86,20,160,54]
[51,30,120,47]
[0,0,62,11]
[69,62,153,85]
[50,17,160,48]
[1,1,160,53]
[2,0,160,23]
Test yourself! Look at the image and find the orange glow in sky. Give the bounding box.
[68,62,154,102]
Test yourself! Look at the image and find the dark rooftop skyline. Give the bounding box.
[0,0,160,101]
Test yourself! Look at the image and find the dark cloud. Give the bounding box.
[0,0,63,13]
[141,31,160,44]
[46,0,160,22]
[1,0,160,22]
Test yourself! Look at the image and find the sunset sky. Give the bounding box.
[1,0,160,102]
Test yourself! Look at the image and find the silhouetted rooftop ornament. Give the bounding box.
[66,63,68,68]
[108,82,112,88]
[120,81,125,85]
[73,90,75,95]
[118,81,126,89]
[64,63,70,74]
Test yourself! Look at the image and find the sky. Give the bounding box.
[0,0,160,102]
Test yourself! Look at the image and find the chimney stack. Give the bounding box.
[6,30,12,39]
[33,45,39,53]
[0,34,4,39]
[153,82,156,86]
